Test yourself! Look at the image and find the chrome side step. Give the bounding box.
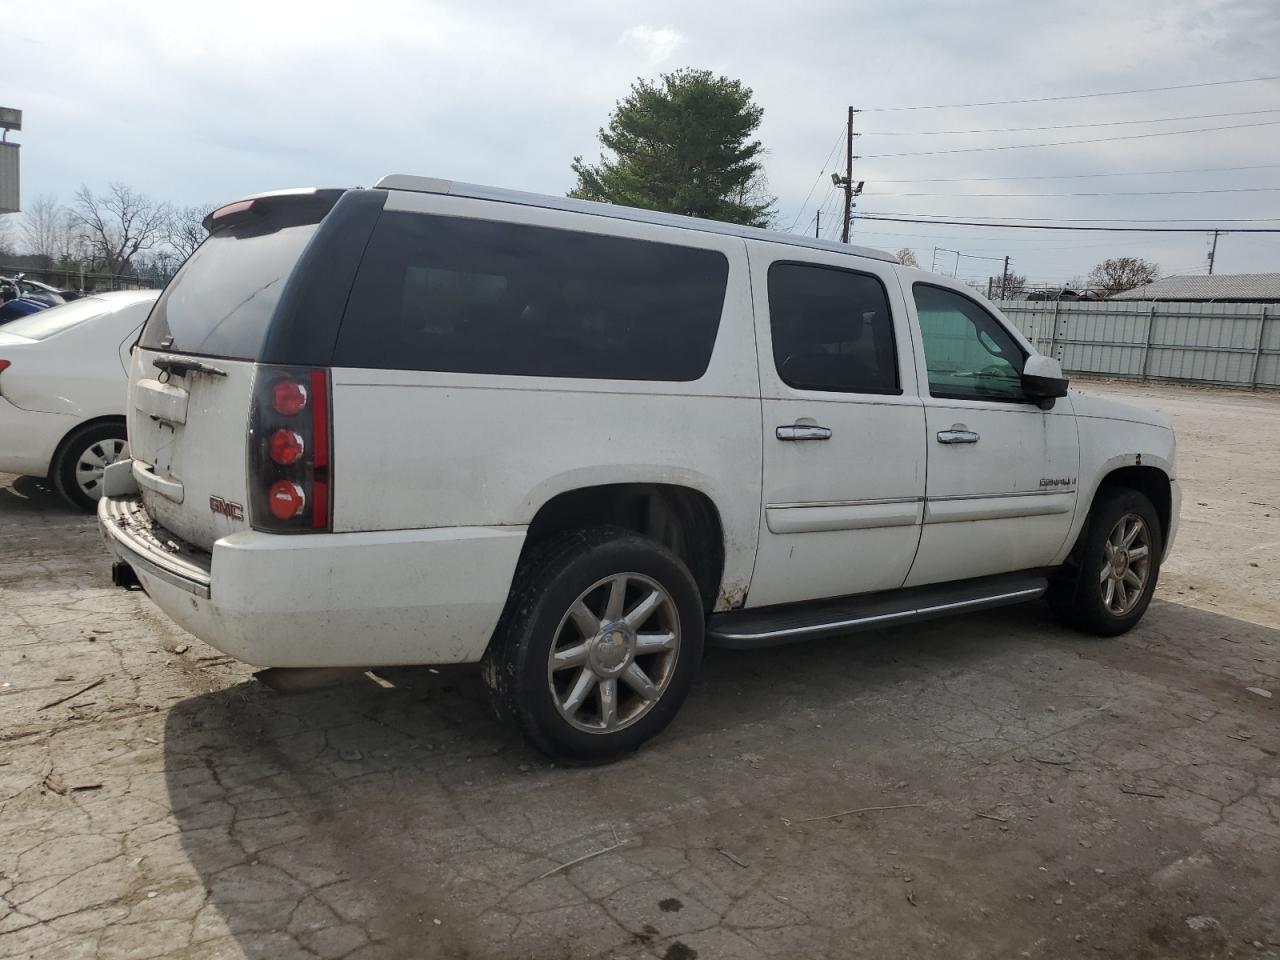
[706,572,1050,649]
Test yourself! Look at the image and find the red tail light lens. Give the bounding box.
[0,360,10,374]
[266,480,306,519]
[272,379,308,416]
[249,366,331,533]
[269,429,305,465]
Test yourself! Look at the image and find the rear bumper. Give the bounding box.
[0,398,70,477]
[99,494,527,667]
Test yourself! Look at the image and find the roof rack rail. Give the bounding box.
[373,174,897,264]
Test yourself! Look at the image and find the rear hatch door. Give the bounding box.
[129,194,337,550]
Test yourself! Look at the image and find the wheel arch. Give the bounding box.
[521,482,728,613]
[1095,464,1172,545]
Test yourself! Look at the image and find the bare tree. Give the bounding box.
[71,183,170,276]
[166,203,212,262]
[20,194,69,265]
[895,247,918,267]
[999,271,1027,299]
[1087,257,1160,296]
[0,214,14,258]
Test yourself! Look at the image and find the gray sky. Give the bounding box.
[5,0,1280,285]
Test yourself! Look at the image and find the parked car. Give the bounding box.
[98,179,1179,762]
[0,290,159,510]
[8,275,69,307]
[0,296,49,324]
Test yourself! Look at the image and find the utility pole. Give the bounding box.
[815,209,821,239]
[987,277,994,299]
[1207,229,1220,275]
[831,107,862,243]
[842,106,854,243]
[1000,256,1010,299]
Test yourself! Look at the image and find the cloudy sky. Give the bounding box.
[4,0,1279,286]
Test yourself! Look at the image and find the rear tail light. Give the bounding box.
[268,429,305,465]
[272,379,308,416]
[248,365,331,532]
[267,480,306,519]
[0,360,9,374]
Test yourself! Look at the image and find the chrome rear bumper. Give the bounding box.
[99,495,212,599]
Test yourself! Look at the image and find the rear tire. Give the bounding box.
[483,527,704,764]
[1049,487,1163,637]
[52,421,129,513]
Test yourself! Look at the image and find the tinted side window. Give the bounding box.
[913,284,1026,402]
[333,212,730,381]
[767,262,900,395]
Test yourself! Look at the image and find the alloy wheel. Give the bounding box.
[547,573,681,734]
[1099,513,1152,616]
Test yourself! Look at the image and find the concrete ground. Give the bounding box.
[1,380,1278,960]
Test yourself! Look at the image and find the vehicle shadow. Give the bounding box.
[0,473,80,516]
[160,598,1279,959]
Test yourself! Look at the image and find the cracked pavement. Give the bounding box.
[1,380,1278,960]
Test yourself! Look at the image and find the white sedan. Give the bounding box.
[0,290,159,510]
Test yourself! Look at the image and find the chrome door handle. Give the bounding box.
[937,428,980,444]
[777,424,832,441]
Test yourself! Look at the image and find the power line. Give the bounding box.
[863,212,1280,223]
[859,74,1280,112]
[855,214,1280,233]
[868,186,1280,198]
[866,162,1280,183]
[861,119,1280,159]
[787,127,846,231]
[862,108,1280,136]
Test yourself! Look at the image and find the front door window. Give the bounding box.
[913,284,1026,402]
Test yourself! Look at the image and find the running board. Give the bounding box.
[706,571,1050,649]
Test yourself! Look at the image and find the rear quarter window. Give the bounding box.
[332,212,730,381]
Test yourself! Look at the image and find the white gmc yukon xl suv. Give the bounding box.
[100,177,1179,762]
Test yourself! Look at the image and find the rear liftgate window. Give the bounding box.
[333,213,730,381]
[141,205,324,360]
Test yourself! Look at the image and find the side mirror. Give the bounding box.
[1022,354,1069,410]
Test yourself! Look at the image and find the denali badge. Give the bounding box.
[1039,477,1076,488]
[209,496,245,521]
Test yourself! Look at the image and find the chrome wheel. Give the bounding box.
[75,438,127,500]
[1100,513,1151,616]
[547,573,681,734]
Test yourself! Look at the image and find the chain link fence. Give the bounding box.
[1,263,169,294]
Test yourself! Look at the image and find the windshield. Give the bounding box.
[140,205,322,360]
[0,297,108,340]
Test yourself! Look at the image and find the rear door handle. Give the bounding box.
[937,428,980,444]
[777,424,832,441]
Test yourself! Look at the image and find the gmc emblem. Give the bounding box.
[209,496,245,521]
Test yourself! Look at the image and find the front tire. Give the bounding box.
[484,527,704,763]
[1049,487,1163,636]
[52,422,128,513]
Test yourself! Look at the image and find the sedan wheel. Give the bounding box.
[75,437,128,501]
[53,422,131,513]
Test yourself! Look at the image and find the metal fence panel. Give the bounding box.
[996,299,1277,390]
